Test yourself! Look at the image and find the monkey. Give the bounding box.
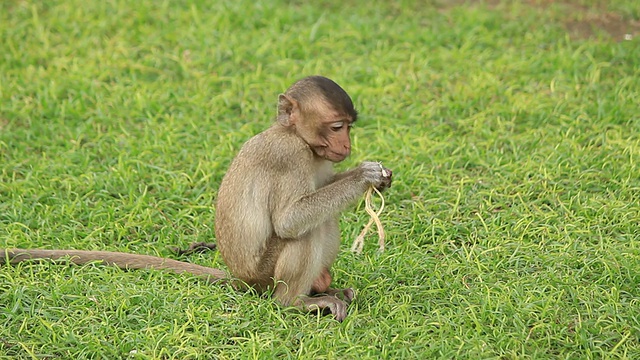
[0,75,392,322]
[214,75,392,321]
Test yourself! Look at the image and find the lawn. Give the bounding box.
[1,0,639,358]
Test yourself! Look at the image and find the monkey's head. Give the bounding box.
[277,76,358,163]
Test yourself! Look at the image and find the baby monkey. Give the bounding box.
[1,76,392,321]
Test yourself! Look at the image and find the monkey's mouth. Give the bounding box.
[326,151,350,162]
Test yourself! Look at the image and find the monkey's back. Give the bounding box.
[215,125,313,285]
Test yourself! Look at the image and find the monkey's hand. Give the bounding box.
[358,161,393,192]
[377,165,393,191]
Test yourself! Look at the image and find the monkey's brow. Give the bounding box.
[335,118,356,125]
[342,117,356,125]
[337,113,356,123]
[324,114,354,124]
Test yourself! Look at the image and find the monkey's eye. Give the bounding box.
[330,122,345,131]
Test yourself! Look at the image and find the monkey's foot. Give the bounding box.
[300,295,351,322]
[323,287,355,305]
[171,242,217,256]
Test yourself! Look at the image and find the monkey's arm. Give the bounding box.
[272,162,386,239]
[273,180,365,238]
[0,249,227,283]
[331,168,360,182]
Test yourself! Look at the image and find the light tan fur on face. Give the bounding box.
[296,101,353,162]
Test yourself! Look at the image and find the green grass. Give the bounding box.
[1,0,639,358]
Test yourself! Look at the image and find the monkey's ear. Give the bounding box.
[277,94,299,126]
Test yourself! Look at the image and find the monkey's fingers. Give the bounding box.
[302,296,349,322]
[376,167,393,191]
[324,288,355,305]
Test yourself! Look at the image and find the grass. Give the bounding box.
[1,0,639,358]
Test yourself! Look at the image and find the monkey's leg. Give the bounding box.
[271,239,320,304]
[271,240,351,321]
[311,267,332,294]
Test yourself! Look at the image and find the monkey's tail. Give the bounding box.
[0,249,227,284]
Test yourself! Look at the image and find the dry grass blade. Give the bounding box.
[351,185,386,254]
